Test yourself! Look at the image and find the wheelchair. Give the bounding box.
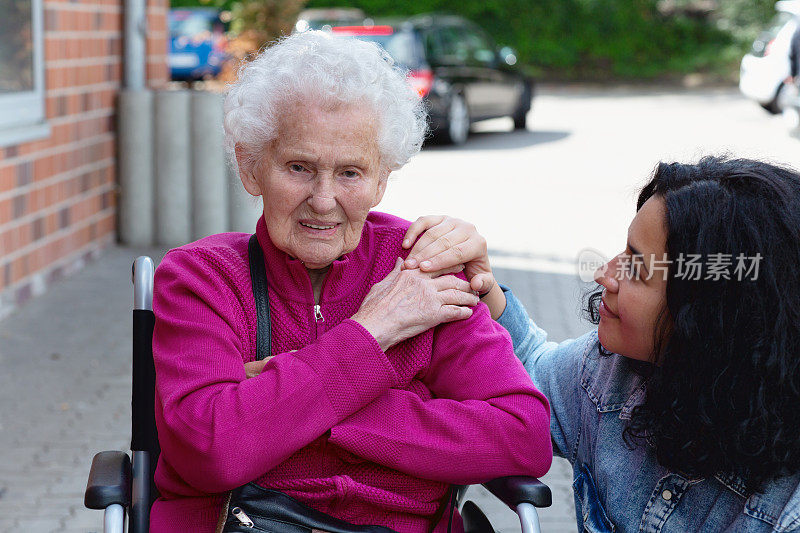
[84,256,552,533]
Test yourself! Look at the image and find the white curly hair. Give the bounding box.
[224,30,427,173]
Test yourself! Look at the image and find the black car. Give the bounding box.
[330,14,533,145]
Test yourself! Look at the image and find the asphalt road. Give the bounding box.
[380,84,800,266]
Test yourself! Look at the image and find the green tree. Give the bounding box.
[306,0,732,78]
[229,0,306,43]
[714,0,776,43]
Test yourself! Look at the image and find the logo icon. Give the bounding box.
[577,248,608,283]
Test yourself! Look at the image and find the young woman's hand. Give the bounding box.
[352,258,479,351]
[402,216,506,319]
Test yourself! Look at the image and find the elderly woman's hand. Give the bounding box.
[244,357,274,378]
[352,258,479,352]
[402,216,507,320]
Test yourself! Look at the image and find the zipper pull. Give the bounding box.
[231,507,254,527]
[314,304,325,322]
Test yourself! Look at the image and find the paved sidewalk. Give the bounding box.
[0,246,592,532]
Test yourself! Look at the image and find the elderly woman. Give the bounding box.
[150,31,551,533]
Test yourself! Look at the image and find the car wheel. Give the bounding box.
[513,83,533,130]
[441,92,469,145]
[762,82,791,115]
[512,108,529,130]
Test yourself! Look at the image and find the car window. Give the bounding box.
[338,31,421,69]
[381,31,418,67]
[457,25,496,66]
[169,12,214,38]
[422,30,441,62]
[435,25,470,63]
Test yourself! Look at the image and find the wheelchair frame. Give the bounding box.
[84,256,552,533]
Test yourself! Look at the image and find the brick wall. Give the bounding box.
[0,0,168,318]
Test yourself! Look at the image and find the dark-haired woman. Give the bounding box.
[401,156,800,531]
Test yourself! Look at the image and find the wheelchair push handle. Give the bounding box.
[130,256,158,533]
[132,256,154,311]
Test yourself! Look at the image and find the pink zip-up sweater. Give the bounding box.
[150,211,552,532]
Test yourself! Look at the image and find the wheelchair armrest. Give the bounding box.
[85,451,132,510]
[483,476,552,509]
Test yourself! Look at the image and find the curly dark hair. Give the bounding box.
[584,155,800,491]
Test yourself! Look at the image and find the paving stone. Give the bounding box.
[0,518,19,532]
[62,504,107,532]
[9,517,61,531]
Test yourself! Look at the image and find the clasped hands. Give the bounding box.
[244,216,496,378]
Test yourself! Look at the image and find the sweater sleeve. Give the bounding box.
[153,250,398,493]
[327,301,552,485]
[496,285,592,461]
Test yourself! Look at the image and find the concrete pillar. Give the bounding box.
[227,160,262,233]
[118,90,154,246]
[190,91,228,240]
[154,90,192,246]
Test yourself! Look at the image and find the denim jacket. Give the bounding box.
[496,287,800,532]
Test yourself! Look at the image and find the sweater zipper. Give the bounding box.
[312,274,329,339]
[312,303,324,340]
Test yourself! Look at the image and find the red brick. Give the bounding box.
[0,263,8,291]
[0,166,15,193]
[45,9,59,31]
[11,256,26,285]
[0,229,12,257]
[67,39,80,59]
[0,199,10,226]
[13,194,27,219]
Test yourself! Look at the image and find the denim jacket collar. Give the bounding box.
[579,338,647,420]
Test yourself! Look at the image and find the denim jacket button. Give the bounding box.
[662,489,673,501]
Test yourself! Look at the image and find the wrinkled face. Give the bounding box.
[238,101,388,269]
[594,196,669,361]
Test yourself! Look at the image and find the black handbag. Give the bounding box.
[218,235,454,533]
[219,482,398,533]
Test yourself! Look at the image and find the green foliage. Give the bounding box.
[303,0,768,79]
[714,0,776,43]
[169,0,778,79]
[228,0,306,43]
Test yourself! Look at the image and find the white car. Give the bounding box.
[739,0,800,114]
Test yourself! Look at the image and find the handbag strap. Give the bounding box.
[248,234,271,361]
[247,234,454,532]
[429,487,456,533]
